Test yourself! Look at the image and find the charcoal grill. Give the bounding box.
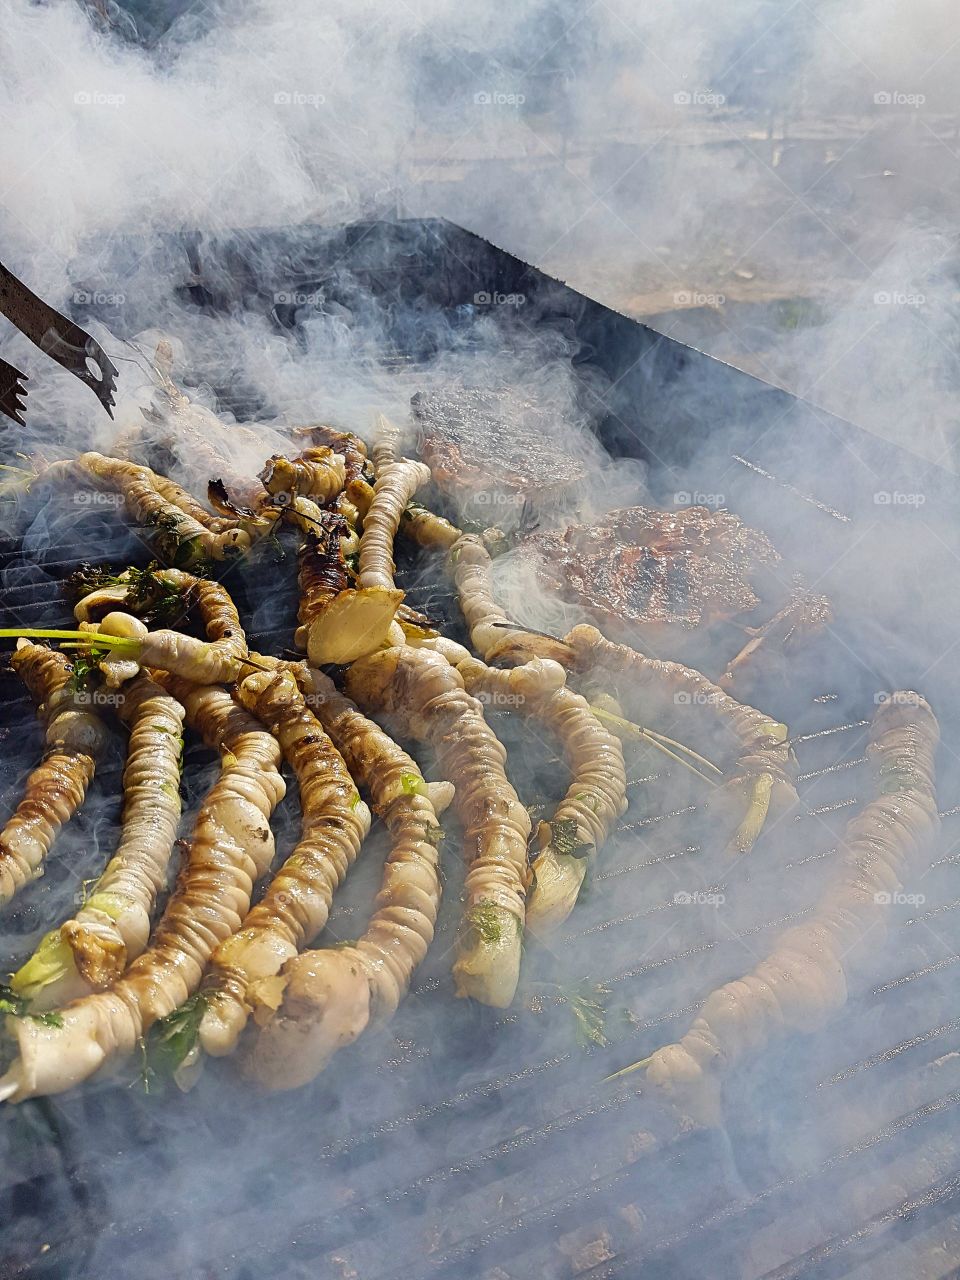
[1,218,960,1280]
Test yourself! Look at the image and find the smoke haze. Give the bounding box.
[1,3,960,1279]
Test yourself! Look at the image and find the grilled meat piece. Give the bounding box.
[521,506,779,633]
[411,388,584,514]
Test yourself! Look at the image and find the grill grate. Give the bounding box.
[1,218,959,1280]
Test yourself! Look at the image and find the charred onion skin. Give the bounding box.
[457,656,627,931]
[199,665,371,1057]
[292,425,368,489]
[0,681,284,1102]
[244,667,450,1089]
[641,693,939,1125]
[345,645,530,1008]
[294,511,350,650]
[12,673,185,1007]
[0,644,107,907]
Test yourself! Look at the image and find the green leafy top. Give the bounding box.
[539,981,610,1050]
[0,983,63,1028]
[67,562,192,626]
[68,649,105,692]
[465,902,520,946]
[142,993,206,1084]
[549,818,593,860]
[125,565,192,625]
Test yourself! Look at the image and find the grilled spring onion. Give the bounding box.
[357,456,430,602]
[457,656,628,933]
[0,681,285,1104]
[243,666,451,1090]
[295,512,402,664]
[400,499,461,551]
[290,425,369,526]
[564,625,797,854]
[69,563,193,626]
[449,533,576,666]
[588,704,722,787]
[345,645,530,1008]
[10,672,185,1009]
[198,664,372,1058]
[0,643,108,908]
[0,572,250,685]
[613,693,939,1127]
[259,446,347,505]
[45,452,250,564]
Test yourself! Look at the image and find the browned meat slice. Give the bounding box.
[411,388,584,510]
[521,506,779,631]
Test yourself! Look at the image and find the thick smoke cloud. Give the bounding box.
[0,6,958,1277]
[2,0,958,462]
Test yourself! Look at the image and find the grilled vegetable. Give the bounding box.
[345,645,530,1008]
[294,510,401,665]
[0,643,108,908]
[457,656,627,931]
[291,425,369,523]
[565,625,798,853]
[44,452,251,563]
[199,664,371,1057]
[11,672,185,1007]
[244,667,451,1089]
[618,693,939,1125]
[259,446,346,505]
[2,573,249,687]
[70,563,193,626]
[357,455,431,595]
[449,533,576,666]
[371,410,410,472]
[400,499,461,551]
[0,680,285,1102]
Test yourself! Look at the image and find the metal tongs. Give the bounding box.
[0,259,118,425]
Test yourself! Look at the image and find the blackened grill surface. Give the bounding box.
[1,219,960,1280]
